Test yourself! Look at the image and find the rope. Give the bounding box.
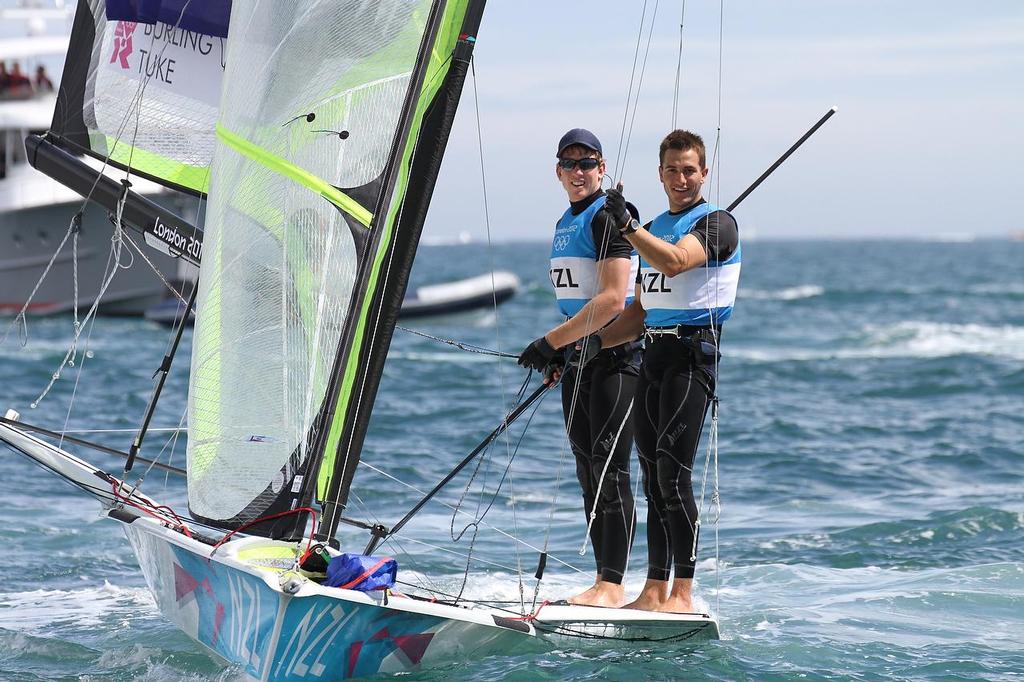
[357,459,582,574]
[30,187,132,409]
[396,325,515,358]
[672,1,688,127]
[0,211,80,347]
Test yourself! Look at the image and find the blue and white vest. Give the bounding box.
[639,202,741,327]
[549,196,638,317]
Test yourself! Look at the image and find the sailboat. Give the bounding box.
[0,1,721,678]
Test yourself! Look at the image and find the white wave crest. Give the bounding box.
[859,321,1024,360]
[731,321,1024,362]
[739,285,825,301]
[0,581,154,633]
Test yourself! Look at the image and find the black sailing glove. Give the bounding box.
[570,333,602,369]
[518,335,558,373]
[543,350,565,383]
[603,188,633,234]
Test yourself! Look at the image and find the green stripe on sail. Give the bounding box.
[215,123,374,228]
[317,0,471,500]
[97,134,212,194]
[188,214,222,478]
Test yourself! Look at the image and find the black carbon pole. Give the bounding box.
[727,106,837,211]
[125,278,198,473]
[364,381,550,554]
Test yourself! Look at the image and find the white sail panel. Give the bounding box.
[90,18,225,166]
[187,0,432,525]
[53,1,228,193]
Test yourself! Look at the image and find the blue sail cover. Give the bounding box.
[105,0,231,37]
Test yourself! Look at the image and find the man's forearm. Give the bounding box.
[627,229,692,277]
[597,300,645,348]
[546,292,624,349]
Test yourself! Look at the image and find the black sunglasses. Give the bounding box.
[558,157,601,171]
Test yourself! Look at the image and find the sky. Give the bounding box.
[425,0,1024,241]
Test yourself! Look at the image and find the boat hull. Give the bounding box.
[532,603,719,644]
[122,519,538,681]
[0,197,194,315]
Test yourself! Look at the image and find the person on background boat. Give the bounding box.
[583,129,740,612]
[34,65,54,92]
[6,62,32,96]
[517,128,641,608]
[0,62,10,95]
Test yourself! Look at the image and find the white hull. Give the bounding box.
[124,521,538,680]
[532,603,718,644]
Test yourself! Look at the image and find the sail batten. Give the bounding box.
[215,123,373,227]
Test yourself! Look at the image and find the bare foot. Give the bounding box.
[567,586,597,605]
[568,581,625,608]
[651,578,695,613]
[624,579,669,611]
[567,576,601,605]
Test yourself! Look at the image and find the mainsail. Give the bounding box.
[48,0,230,195]
[187,0,484,540]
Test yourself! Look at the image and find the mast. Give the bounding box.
[312,0,487,541]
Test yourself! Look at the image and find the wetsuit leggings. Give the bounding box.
[561,350,638,584]
[634,336,716,581]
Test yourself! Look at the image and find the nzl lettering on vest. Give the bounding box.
[550,267,581,289]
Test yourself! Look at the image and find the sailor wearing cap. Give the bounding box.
[517,128,641,608]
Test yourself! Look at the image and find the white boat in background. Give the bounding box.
[400,270,519,318]
[143,270,521,325]
[0,2,195,316]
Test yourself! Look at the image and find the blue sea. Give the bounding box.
[1,240,1022,681]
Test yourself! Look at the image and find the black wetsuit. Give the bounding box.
[558,191,639,584]
[634,204,738,581]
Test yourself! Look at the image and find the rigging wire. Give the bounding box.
[396,325,516,358]
[448,375,541,603]
[620,0,662,175]
[672,1,688,128]
[612,0,652,183]
[357,458,581,574]
[689,0,727,617]
[469,55,528,612]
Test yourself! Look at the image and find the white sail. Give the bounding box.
[187,0,432,527]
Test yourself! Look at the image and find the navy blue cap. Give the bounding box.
[557,128,602,157]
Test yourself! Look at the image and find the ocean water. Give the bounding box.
[0,239,1022,681]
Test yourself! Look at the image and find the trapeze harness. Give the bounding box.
[635,201,740,581]
[548,192,640,584]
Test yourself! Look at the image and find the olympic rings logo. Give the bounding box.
[553,235,571,251]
